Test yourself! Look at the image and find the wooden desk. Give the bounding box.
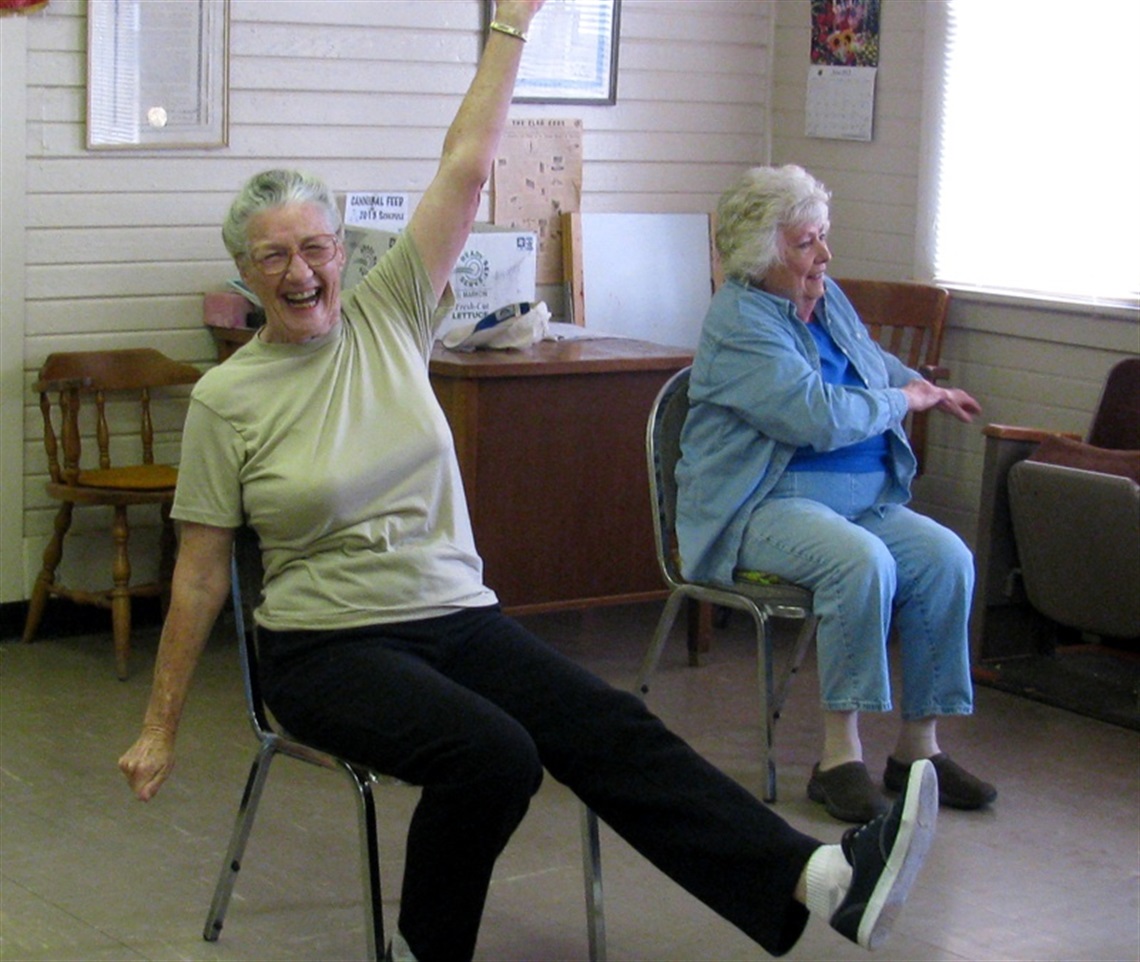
[430,339,691,613]
[208,326,691,613]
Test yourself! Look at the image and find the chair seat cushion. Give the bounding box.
[732,569,814,610]
[75,464,179,491]
[734,568,785,586]
[1029,434,1140,484]
[1008,458,1140,639]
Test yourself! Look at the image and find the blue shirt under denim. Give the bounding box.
[786,317,891,472]
[676,277,920,585]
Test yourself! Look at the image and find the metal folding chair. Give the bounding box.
[634,367,818,801]
[205,527,607,960]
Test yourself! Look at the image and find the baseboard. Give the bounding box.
[0,597,163,642]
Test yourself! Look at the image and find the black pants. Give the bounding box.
[260,606,818,962]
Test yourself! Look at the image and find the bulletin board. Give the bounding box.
[493,118,583,285]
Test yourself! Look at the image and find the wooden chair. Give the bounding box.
[834,279,951,474]
[23,348,200,679]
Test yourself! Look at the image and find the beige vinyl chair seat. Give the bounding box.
[1008,459,1139,640]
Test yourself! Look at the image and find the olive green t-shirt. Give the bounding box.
[173,233,498,630]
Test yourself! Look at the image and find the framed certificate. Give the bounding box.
[87,0,229,149]
[488,0,621,105]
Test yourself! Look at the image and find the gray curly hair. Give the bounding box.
[221,169,342,261]
[715,165,831,284]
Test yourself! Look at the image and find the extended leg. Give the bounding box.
[443,610,820,956]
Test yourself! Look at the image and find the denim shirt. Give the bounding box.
[675,277,919,585]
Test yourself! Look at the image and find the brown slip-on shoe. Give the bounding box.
[808,760,891,823]
[884,753,997,809]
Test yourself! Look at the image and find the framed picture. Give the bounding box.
[87,0,229,149]
[487,0,621,105]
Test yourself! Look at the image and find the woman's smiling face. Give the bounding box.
[762,221,832,322]
[240,202,346,344]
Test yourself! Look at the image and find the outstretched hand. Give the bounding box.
[119,726,176,802]
[901,378,982,423]
[934,386,983,423]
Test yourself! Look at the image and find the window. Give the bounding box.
[928,0,1139,307]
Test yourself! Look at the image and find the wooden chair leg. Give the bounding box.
[110,505,132,680]
[22,502,74,644]
[685,599,714,666]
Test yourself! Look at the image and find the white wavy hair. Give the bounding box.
[715,165,831,284]
[221,168,342,261]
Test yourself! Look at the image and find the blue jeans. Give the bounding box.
[739,470,975,720]
[258,607,818,962]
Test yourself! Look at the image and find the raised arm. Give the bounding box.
[119,522,234,801]
[408,0,544,297]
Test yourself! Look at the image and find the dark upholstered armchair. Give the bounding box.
[971,357,1140,663]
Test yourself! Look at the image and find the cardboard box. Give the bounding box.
[342,224,537,338]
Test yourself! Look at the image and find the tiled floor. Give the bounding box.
[2,603,1138,962]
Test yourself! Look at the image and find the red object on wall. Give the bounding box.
[0,0,49,14]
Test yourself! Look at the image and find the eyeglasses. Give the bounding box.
[247,234,340,276]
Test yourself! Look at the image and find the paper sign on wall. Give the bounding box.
[342,192,410,230]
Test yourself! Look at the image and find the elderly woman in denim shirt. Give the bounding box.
[676,165,996,823]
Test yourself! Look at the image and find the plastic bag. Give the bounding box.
[441,302,550,352]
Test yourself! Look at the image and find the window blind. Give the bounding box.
[932,0,1139,307]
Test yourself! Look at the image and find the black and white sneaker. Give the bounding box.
[830,757,938,949]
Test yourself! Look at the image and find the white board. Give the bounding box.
[576,212,713,349]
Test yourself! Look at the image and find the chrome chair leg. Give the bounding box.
[635,590,687,696]
[203,739,277,942]
[580,804,606,962]
[343,764,385,962]
[744,607,774,801]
